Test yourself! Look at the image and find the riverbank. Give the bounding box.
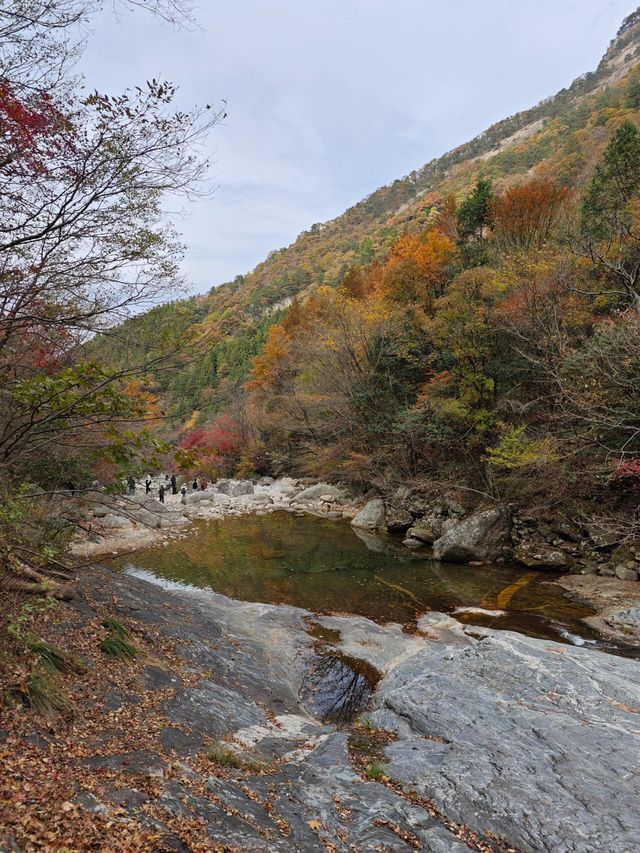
[69,477,640,648]
[1,561,638,851]
[69,477,360,560]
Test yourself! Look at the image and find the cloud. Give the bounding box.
[78,0,637,293]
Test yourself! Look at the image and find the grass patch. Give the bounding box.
[364,761,387,781]
[206,744,245,768]
[102,617,130,635]
[24,633,85,674]
[8,671,73,717]
[348,723,397,782]
[206,743,271,774]
[101,617,138,661]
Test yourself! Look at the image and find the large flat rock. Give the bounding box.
[72,566,640,852]
[374,624,640,853]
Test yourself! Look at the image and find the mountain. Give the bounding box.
[109,7,640,434]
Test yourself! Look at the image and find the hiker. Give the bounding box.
[180,483,187,501]
[199,478,207,491]
[164,474,170,488]
[192,478,198,491]
[170,473,177,495]
[158,484,165,504]
[127,476,136,496]
[145,475,152,494]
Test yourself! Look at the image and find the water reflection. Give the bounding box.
[299,648,380,725]
[114,513,597,645]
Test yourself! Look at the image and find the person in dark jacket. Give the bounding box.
[145,475,152,494]
[127,476,136,496]
[170,473,177,495]
[158,484,165,504]
[192,478,198,491]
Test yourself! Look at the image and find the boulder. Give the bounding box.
[216,479,254,497]
[514,542,572,571]
[102,513,134,530]
[258,476,274,486]
[350,498,386,530]
[182,490,216,505]
[406,520,444,545]
[550,518,584,542]
[443,497,466,517]
[295,483,343,503]
[385,506,414,534]
[240,493,273,504]
[92,505,109,519]
[615,565,639,582]
[270,478,300,499]
[432,506,511,563]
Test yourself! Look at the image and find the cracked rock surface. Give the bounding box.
[69,565,640,852]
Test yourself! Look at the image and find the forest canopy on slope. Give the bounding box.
[4,5,640,548]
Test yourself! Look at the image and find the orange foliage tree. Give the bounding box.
[491,178,568,250]
[378,228,457,305]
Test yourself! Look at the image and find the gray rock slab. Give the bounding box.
[376,629,640,853]
[295,483,344,502]
[75,564,640,853]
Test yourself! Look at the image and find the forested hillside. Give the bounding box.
[98,8,640,536]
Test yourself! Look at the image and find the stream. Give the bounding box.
[114,512,601,647]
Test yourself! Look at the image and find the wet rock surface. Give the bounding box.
[58,564,640,852]
[558,573,640,644]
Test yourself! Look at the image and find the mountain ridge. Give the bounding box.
[110,6,640,430]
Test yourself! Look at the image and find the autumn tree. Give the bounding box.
[425,266,505,443]
[0,0,222,595]
[339,267,367,299]
[491,178,568,250]
[379,228,457,305]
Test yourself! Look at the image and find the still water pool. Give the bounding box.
[114,513,601,647]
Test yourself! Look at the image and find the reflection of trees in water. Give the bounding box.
[300,649,381,725]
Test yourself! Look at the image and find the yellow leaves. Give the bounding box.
[121,378,160,419]
[183,409,200,431]
[308,819,322,830]
[378,227,457,304]
[485,425,560,470]
[247,324,291,392]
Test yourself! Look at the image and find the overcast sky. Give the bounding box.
[79,0,637,295]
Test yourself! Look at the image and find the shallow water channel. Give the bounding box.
[115,513,597,645]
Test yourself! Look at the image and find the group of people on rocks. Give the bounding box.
[126,473,210,503]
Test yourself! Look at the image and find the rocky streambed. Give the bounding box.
[37,472,640,853]
[7,559,634,852]
[70,476,640,647]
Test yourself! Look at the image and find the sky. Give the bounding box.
[79,0,638,296]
